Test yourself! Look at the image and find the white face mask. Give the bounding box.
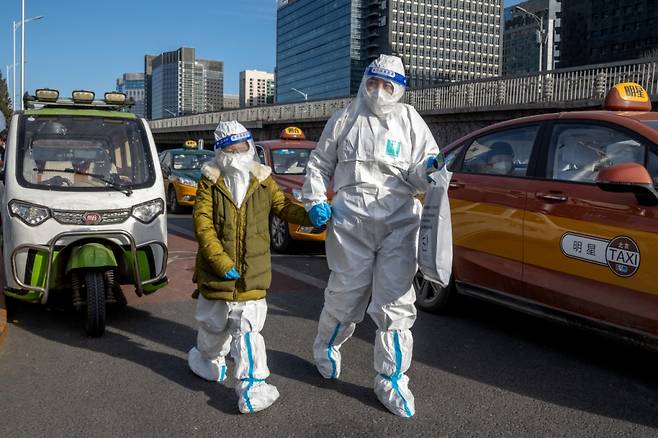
[364,87,399,117]
[215,147,255,173]
[491,161,512,174]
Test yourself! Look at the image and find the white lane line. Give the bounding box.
[167,221,328,290]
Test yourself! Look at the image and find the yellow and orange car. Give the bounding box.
[255,127,332,252]
[415,82,658,346]
[159,141,214,213]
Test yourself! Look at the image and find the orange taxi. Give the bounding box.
[415,82,658,346]
[159,140,213,213]
[256,127,331,252]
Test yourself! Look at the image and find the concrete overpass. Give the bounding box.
[149,57,658,148]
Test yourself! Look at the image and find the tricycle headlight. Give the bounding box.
[292,188,303,202]
[9,200,51,226]
[131,198,164,224]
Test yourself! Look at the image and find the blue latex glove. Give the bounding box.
[309,202,332,227]
[223,266,240,280]
[426,152,446,182]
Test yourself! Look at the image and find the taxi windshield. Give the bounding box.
[173,152,213,170]
[17,115,155,191]
[271,148,310,175]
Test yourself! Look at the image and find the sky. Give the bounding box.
[1,0,523,102]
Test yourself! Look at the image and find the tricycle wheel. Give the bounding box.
[85,270,106,337]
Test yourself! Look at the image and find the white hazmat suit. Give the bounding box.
[188,120,279,414]
[302,55,441,418]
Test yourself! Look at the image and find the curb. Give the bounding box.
[0,292,7,349]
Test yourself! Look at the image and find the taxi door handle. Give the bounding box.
[449,180,464,190]
[536,192,568,202]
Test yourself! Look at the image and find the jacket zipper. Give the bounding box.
[234,202,241,301]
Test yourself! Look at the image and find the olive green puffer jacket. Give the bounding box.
[192,160,311,301]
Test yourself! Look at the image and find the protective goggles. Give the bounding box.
[366,66,407,87]
[214,131,253,150]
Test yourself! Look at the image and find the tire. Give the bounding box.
[413,271,455,313]
[167,186,183,214]
[270,215,292,253]
[84,270,106,337]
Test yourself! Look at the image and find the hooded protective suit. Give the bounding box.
[188,120,279,414]
[302,55,442,418]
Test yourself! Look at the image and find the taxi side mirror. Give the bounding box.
[161,165,170,177]
[596,163,658,206]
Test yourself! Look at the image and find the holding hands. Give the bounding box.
[309,202,332,227]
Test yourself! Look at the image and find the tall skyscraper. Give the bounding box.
[560,0,658,68]
[276,0,503,103]
[144,48,224,120]
[503,0,561,75]
[239,70,275,107]
[116,73,145,118]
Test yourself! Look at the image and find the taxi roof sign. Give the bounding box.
[183,139,198,149]
[604,82,652,112]
[280,126,305,140]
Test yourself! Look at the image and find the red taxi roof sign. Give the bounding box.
[603,82,652,112]
[280,126,306,140]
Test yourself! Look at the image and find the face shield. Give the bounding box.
[213,129,256,171]
[356,56,407,118]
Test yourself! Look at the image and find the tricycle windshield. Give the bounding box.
[16,114,156,191]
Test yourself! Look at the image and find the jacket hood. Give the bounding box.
[200,160,272,184]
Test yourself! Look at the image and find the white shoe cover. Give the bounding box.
[188,347,228,382]
[236,380,280,414]
[374,373,415,418]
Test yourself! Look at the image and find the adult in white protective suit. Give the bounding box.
[302,54,444,418]
[188,120,317,413]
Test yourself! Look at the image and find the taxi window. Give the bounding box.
[548,123,648,183]
[172,152,212,170]
[648,148,658,187]
[271,148,310,175]
[460,125,538,177]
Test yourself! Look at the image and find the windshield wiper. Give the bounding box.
[35,167,133,196]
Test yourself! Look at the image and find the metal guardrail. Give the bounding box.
[149,57,658,132]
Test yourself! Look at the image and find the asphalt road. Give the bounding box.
[1,213,658,437]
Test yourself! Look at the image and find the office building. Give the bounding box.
[503,0,561,75]
[239,70,275,107]
[224,94,240,109]
[116,73,145,118]
[560,0,658,68]
[144,47,224,119]
[276,0,503,103]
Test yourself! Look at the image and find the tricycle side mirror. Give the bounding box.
[596,163,658,206]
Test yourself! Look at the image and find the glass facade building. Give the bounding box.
[145,48,224,120]
[276,0,366,103]
[116,73,146,118]
[503,0,561,75]
[276,0,503,103]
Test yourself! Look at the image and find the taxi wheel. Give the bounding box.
[270,215,292,253]
[413,271,455,313]
[84,270,106,337]
[168,187,183,214]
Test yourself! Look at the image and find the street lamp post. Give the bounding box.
[13,10,44,110]
[290,87,308,101]
[514,6,546,72]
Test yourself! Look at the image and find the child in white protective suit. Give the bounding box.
[188,120,331,413]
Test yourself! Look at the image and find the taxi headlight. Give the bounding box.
[292,188,303,201]
[131,199,164,224]
[178,176,197,188]
[9,200,51,226]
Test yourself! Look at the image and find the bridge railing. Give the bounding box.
[149,57,658,131]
